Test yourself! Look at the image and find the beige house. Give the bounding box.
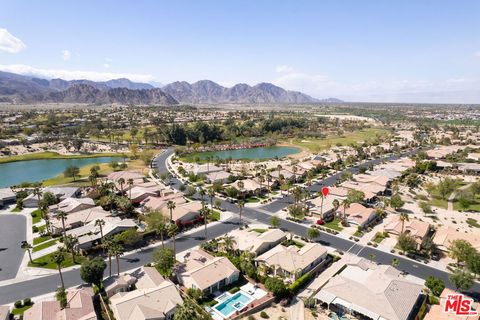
[23,287,96,320]
[315,259,423,320]
[384,216,430,246]
[176,249,240,294]
[107,170,145,192]
[168,201,203,225]
[104,274,137,297]
[0,306,9,320]
[49,197,95,215]
[141,193,186,212]
[50,206,110,235]
[226,228,286,255]
[433,226,480,252]
[255,243,327,282]
[110,278,183,320]
[339,203,377,228]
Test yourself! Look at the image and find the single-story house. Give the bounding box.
[49,197,95,215]
[104,274,137,297]
[339,203,377,228]
[0,188,16,207]
[128,185,162,204]
[256,243,328,282]
[141,193,186,212]
[458,163,480,174]
[50,206,110,235]
[176,249,240,294]
[308,194,343,219]
[193,163,224,175]
[167,201,202,225]
[228,178,265,195]
[110,271,183,320]
[72,217,137,250]
[315,259,423,320]
[433,226,480,252]
[205,170,231,183]
[226,228,286,255]
[107,170,145,192]
[384,216,430,247]
[0,306,9,320]
[23,287,96,320]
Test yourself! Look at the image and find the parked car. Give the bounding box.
[316,219,324,225]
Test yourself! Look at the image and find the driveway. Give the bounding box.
[0,214,27,281]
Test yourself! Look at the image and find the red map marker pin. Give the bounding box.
[321,186,329,197]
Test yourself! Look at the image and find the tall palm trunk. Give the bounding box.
[160,231,164,248]
[108,255,112,277]
[58,267,65,289]
[116,255,120,276]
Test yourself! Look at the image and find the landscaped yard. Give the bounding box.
[209,210,221,221]
[28,250,86,269]
[32,238,59,252]
[373,231,388,243]
[283,128,388,153]
[453,195,480,212]
[31,209,43,224]
[323,217,344,231]
[466,218,480,228]
[11,305,32,315]
[33,235,52,245]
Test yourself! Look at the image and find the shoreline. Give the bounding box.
[276,142,311,159]
[0,151,124,165]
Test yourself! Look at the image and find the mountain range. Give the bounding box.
[0,71,342,105]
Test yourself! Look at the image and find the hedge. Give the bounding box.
[288,272,311,293]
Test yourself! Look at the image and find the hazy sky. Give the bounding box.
[1,0,479,103]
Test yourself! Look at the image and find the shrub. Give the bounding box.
[32,226,39,233]
[228,287,240,294]
[289,272,311,293]
[14,301,22,308]
[23,298,32,306]
[260,311,269,319]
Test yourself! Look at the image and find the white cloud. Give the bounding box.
[0,64,155,82]
[0,28,26,53]
[61,49,72,61]
[271,66,480,103]
[103,63,110,68]
[475,51,480,58]
[275,65,294,73]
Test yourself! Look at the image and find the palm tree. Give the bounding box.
[277,164,282,179]
[168,223,179,255]
[266,174,272,193]
[200,204,209,240]
[51,249,66,289]
[207,187,215,209]
[198,187,206,203]
[33,187,42,202]
[238,200,245,226]
[400,212,409,233]
[21,242,33,263]
[155,214,168,248]
[237,181,244,200]
[166,200,176,222]
[127,178,134,200]
[103,237,114,277]
[95,219,105,245]
[110,242,124,276]
[222,235,236,254]
[341,199,351,225]
[64,234,78,264]
[56,211,68,242]
[118,178,125,195]
[317,191,325,218]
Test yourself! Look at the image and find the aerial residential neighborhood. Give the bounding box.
[0,1,479,320]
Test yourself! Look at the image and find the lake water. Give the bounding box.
[188,146,301,161]
[0,157,121,187]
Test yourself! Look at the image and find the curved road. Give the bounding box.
[0,147,478,304]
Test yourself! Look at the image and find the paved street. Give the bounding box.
[0,214,26,282]
[0,147,478,304]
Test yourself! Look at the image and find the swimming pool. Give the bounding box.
[213,292,254,318]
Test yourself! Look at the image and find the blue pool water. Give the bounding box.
[214,292,253,317]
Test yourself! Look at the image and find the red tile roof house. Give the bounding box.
[384,216,430,249]
[339,203,378,229]
[23,287,96,320]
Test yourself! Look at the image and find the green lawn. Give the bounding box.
[33,235,52,245]
[209,210,221,221]
[245,197,261,203]
[323,217,344,231]
[466,218,480,228]
[11,305,32,315]
[28,250,86,269]
[283,128,388,153]
[0,151,123,164]
[373,232,388,243]
[32,224,46,233]
[453,194,480,212]
[428,196,448,210]
[32,239,59,252]
[11,207,22,212]
[31,209,43,224]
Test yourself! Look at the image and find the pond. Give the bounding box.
[0,156,121,187]
[184,146,301,162]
